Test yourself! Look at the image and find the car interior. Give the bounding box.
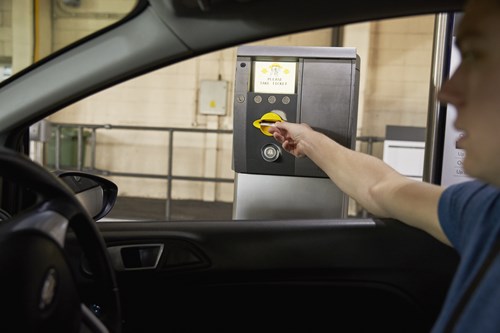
[0,0,467,332]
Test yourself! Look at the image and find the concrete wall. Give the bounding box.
[0,0,12,60]
[344,16,435,154]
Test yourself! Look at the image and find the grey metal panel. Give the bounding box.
[386,125,426,141]
[232,47,358,217]
[233,173,347,220]
[237,46,358,60]
[233,47,359,178]
[349,56,361,149]
[233,57,251,172]
[300,58,353,143]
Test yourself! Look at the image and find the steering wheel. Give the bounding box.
[0,147,121,333]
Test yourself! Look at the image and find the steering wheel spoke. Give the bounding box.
[11,208,70,248]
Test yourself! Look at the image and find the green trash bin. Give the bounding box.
[45,127,91,169]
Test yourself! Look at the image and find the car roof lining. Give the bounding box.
[154,0,465,53]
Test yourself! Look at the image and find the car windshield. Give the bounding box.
[21,2,439,222]
[0,0,137,80]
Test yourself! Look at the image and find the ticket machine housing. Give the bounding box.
[233,46,360,219]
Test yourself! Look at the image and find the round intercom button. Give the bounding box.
[261,144,281,162]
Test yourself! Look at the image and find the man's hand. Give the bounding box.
[268,122,313,158]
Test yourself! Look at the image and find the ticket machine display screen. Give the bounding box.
[252,61,297,94]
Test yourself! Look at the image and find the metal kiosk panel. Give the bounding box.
[233,46,360,220]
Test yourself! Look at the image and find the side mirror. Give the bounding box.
[55,171,118,221]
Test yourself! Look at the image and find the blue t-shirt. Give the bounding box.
[431,180,500,333]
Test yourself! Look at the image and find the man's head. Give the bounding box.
[438,0,500,187]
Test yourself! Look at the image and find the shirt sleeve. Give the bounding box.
[438,180,486,252]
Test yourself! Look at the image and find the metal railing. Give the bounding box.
[47,122,385,220]
[49,123,234,220]
[356,135,385,155]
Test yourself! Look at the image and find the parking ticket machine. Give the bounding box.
[232,46,360,219]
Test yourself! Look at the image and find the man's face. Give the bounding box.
[439,0,500,187]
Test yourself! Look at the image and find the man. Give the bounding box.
[269,0,500,331]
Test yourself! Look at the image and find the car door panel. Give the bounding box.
[97,218,458,332]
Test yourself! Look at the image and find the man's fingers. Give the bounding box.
[272,131,282,142]
[275,121,288,130]
[282,141,289,151]
[283,140,294,151]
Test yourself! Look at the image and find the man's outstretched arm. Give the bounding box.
[269,122,450,246]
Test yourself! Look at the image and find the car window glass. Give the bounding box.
[0,0,137,81]
[32,14,437,221]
